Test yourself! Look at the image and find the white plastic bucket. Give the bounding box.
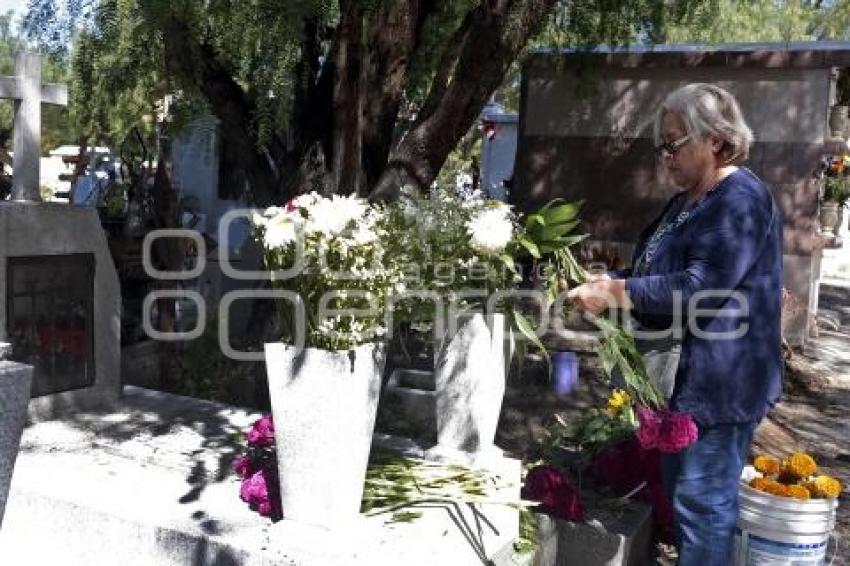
[735,482,839,565]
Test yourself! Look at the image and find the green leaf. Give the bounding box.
[542,219,580,241]
[509,307,551,375]
[524,213,546,230]
[542,202,582,226]
[517,237,541,259]
[498,254,516,271]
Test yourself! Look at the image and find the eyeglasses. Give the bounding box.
[654,134,691,157]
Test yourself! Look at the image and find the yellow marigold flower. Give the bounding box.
[810,475,843,499]
[786,484,811,501]
[753,455,781,476]
[606,389,631,413]
[784,452,817,479]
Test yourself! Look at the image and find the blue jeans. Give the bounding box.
[661,422,755,566]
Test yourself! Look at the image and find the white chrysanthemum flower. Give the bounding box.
[291,192,321,210]
[351,225,378,246]
[305,194,368,236]
[467,206,514,254]
[251,210,269,228]
[263,206,284,218]
[264,212,300,249]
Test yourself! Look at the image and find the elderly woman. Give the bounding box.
[567,83,782,565]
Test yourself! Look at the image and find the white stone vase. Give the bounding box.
[433,313,507,453]
[263,342,385,528]
[820,202,840,234]
[0,360,33,528]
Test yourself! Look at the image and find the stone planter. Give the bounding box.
[0,359,33,527]
[829,105,849,139]
[820,202,840,234]
[836,205,846,236]
[264,342,385,528]
[433,313,506,453]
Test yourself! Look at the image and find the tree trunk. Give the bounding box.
[150,154,185,392]
[370,0,558,201]
[330,2,366,196]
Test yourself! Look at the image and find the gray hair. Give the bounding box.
[654,83,754,165]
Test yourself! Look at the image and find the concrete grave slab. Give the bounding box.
[0,387,522,565]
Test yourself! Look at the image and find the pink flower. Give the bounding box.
[233,455,253,478]
[636,407,698,453]
[656,411,698,453]
[521,465,585,522]
[246,415,275,448]
[636,406,661,450]
[240,470,269,505]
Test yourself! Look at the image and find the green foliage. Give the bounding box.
[545,404,637,456]
[514,506,539,555]
[824,175,850,206]
[592,315,663,408]
[659,0,850,43]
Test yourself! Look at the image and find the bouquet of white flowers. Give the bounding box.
[252,193,404,351]
[384,186,521,328]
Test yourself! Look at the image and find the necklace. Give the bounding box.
[633,175,730,275]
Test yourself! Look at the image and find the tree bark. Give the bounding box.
[362,0,436,189]
[370,0,558,201]
[330,2,366,196]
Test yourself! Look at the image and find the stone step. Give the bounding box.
[0,386,521,565]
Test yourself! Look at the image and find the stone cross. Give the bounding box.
[0,52,68,201]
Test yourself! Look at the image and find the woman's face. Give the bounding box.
[658,111,721,191]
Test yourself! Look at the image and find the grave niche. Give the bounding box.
[6,253,95,397]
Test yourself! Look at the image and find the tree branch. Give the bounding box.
[371,0,557,201]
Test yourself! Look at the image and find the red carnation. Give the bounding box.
[521,465,585,522]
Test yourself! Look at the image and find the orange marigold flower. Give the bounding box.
[786,484,811,501]
[753,455,781,476]
[784,452,817,479]
[749,477,771,491]
[810,475,843,499]
[755,478,789,497]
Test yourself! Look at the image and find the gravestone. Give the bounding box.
[480,101,519,201]
[0,52,120,419]
[0,343,32,527]
[0,51,68,201]
[515,42,850,345]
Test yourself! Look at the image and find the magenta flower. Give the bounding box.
[246,415,275,448]
[636,406,661,450]
[656,411,698,453]
[239,466,282,520]
[233,455,253,478]
[521,465,585,522]
[636,407,698,453]
[240,469,269,505]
